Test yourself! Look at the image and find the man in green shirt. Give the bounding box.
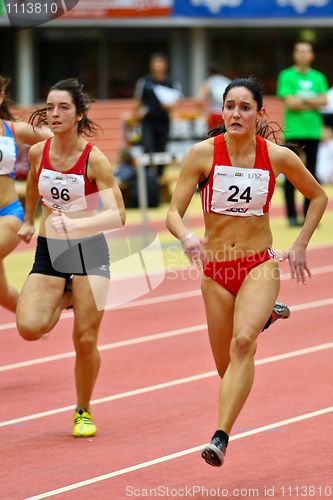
[277,41,328,226]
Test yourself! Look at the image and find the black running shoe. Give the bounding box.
[262,302,290,332]
[201,437,226,467]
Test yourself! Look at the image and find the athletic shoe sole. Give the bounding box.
[262,302,290,332]
[201,443,225,467]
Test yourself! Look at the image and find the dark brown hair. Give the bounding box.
[208,76,283,143]
[29,78,100,137]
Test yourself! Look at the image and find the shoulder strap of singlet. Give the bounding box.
[38,138,52,176]
[82,142,94,181]
[254,136,273,171]
[213,133,230,166]
[255,135,276,212]
[9,121,17,143]
[81,142,94,168]
[2,120,18,159]
[2,120,13,137]
[199,134,227,189]
[198,134,228,189]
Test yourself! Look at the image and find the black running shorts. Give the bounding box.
[30,233,110,280]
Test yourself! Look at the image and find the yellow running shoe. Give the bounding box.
[73,409,97,437]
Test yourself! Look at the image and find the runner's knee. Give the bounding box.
[16,318,46,341]
[74,329,98,355]
[230,332,257,359]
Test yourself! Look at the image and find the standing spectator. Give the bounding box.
[133,53,182,178]
[320,85,333,128]
[277,41,328,226]
[195,62,231,131]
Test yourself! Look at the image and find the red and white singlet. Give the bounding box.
[200,134,276,217]
[38,138,98,212]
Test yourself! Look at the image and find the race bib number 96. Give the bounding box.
[38,168,87,211]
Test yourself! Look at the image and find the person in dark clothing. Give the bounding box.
[114,148,159,208]
[114,148,137,207]
[133,53,182,177]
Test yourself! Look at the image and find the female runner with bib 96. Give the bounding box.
[166,77,327,467]
[0,75,52,312]
[16,78,125,438]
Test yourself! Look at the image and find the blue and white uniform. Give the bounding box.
[0,119,24,222]
[0,120,18,178]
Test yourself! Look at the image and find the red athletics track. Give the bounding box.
[0,244,332,499]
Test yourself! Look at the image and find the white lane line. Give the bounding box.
[1,263,333,333]
[24,405,333,500]
[0,371,215,429]
[0,324,207,372]
[0,289,200,332]
[1,297,332,373]
[255,341,333,365]
[106,265,333,311]
[1,340,332,429]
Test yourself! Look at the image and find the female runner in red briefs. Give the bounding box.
[166,77,327,467]
[16,78,125,438]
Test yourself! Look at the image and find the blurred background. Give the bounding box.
[1,1,333,102]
